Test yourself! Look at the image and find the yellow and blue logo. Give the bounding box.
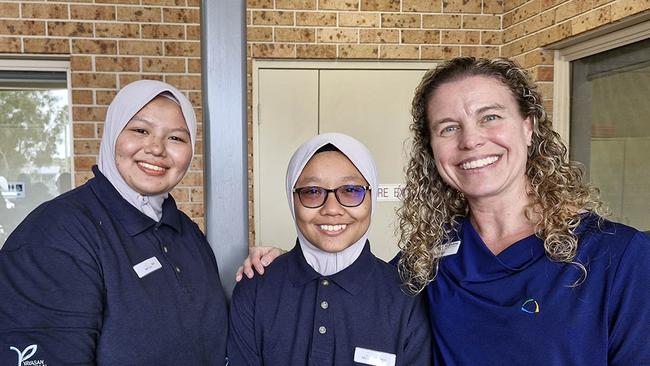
[521,298,540,314]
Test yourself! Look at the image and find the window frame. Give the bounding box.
[551,20,650,146]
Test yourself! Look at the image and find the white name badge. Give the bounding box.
[353,347,396,366]
[441,240,461,257]
[133,257,162,278]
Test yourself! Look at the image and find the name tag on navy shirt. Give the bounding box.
[440,240,461,256]
[354,347,396,366]
[133,257,162,278]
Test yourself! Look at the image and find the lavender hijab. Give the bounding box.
[286,133,378,275]
[98,80,197,222]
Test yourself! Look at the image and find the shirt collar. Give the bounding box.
[288,239,376,295]
[89,165,182,236]
[443,217,545,282]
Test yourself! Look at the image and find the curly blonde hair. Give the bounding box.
[397,57,603,294]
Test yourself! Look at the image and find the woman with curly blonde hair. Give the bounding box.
[399,56,650,364]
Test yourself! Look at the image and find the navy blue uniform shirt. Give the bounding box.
[0,166,228,365]
[228,241,433,365]
[427,215,650,365]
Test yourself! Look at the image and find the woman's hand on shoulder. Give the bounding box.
[235,246,285,282]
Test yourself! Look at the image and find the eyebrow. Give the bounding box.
[430,103,507,126]
[475,103,506,115]
[128,116,190,136]
[297,175,365,186]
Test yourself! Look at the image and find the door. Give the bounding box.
[255,63,430,261]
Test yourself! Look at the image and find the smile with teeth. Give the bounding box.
[138,161,166,171]
[319,224,347,232]
[460,156,499,170]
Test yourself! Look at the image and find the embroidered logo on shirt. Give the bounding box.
[521,298,540,314]
[10,344,48,366]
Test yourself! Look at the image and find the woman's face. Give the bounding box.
[293,151,371,253]
[115,96,192,195]
[427,75,533,202]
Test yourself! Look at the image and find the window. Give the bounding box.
[570,38,650,231]
[0,60,72,247]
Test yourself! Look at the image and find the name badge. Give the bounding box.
[133,257,162,278]
[440,240,461,257]
[353,347,396,366]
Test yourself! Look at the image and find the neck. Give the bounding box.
[466,189,537,255]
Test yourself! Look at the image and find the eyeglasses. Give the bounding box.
[293,185,370,208]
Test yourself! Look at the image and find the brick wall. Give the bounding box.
[0,0,205,228]
[502,0,650,115]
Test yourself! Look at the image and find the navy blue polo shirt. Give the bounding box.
[228,241,432,365]
[0,166,228,365]
[427,215,650,365]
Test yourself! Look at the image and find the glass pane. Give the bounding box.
[571,38,650,232]
[0,88,72,247]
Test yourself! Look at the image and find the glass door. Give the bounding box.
[571,38,650,232]
[0,69,72,247]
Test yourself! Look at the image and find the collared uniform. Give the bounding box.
[0,166,228,365]
[427,215,650,365]
[228,241,432,366]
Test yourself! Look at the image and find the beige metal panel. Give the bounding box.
[256,69,319,251]
[319,69,427,261]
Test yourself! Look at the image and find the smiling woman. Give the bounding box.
[115,95,193,197]
[227,133,432,366]
[0,80,228,365]
[398,57,650,365]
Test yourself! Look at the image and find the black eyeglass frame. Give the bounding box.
[293,185,371,208]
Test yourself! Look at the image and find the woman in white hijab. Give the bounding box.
[228,133,432,365]
[0,80,228,365]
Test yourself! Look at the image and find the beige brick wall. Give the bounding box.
[0,0,204,228]
[502,0,650,113]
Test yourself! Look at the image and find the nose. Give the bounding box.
[144,135,165,156]
[319,191,344,215]
[458,125,485,150]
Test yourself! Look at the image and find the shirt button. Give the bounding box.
[318,326,327,334]
[320,301,329,310]
[163,246,168,253]
[175,266,181,273]
[321,279,329,286]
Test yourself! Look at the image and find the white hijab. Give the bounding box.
[98,80,197,222]
[286,133,378,275]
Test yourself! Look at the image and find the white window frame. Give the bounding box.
[0,58,74,185]
[552,20,650,146]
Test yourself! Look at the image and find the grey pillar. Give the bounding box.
[201,0,248,299]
